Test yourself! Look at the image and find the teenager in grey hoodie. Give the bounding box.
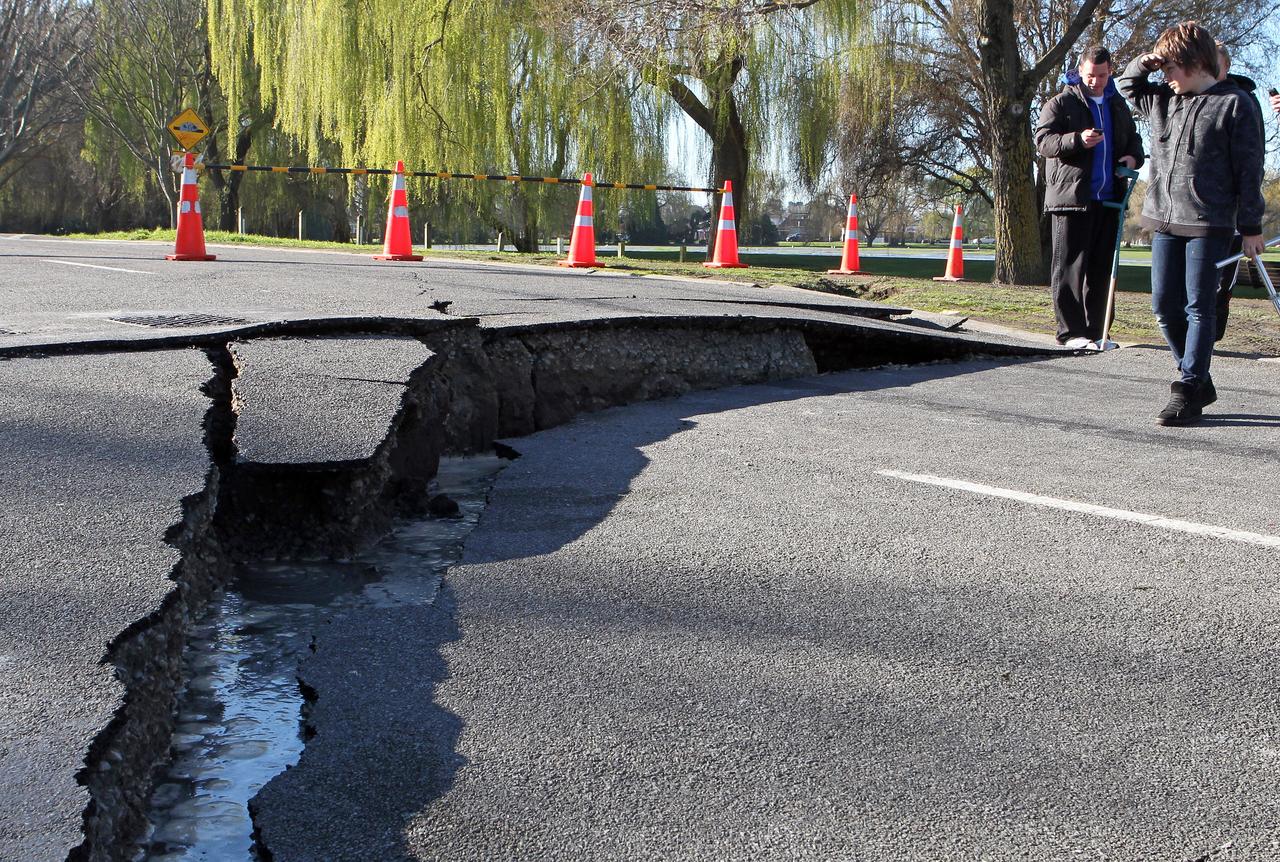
[1118,22,1265,426]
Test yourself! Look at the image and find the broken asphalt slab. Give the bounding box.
[230,336,435,466]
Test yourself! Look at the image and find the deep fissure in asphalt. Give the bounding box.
[69,317,1055,861]
[135,457,506,861]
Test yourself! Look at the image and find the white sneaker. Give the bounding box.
[1092,339,1119,351]
[1064,336,1092,349]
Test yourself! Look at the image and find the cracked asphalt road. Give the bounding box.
[2,235,1277,860]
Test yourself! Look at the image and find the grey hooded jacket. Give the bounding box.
[1117,56,1265,237]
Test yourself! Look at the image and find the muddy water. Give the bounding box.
[135,456,507,861]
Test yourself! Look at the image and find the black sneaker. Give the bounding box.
[1157,381,1203,426]
[1194,376,1217,409]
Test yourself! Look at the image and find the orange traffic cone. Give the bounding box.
[374,161,423,261]
[933,204,965,282]
[704,180,748,268]
[827,194,863,275]
[559,173,599,268]
[166,152,215,261]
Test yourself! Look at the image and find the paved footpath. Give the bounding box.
[2,236,1278,860]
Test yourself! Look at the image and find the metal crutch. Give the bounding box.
[1215,237,1280,318]
[1095,166,1142,350]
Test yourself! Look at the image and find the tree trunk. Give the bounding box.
[517,210,538,253]
[988,103,1045,284]
[201,111,253,230]
[515,187,539,252]
[667,54,747,259]
[1035,153,1052,267]
[977,0,1046,285]
[160,156,177,229]
[706,86,748,258]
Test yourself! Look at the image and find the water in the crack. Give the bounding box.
[135,455,507,861]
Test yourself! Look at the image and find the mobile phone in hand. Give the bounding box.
[1270,87,1279,97]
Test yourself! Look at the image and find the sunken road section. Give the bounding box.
[0,313,1055,861]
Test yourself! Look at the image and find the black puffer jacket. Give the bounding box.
[1035,80,1145,212]
[1118,57,1265,237]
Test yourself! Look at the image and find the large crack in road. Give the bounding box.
[1,312,1058,861]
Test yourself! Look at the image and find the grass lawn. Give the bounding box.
[66,229,1280,357]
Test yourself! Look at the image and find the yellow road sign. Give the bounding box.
[167,108,209,151]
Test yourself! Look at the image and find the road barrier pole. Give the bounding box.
[297,210,303,241]
[556,237,563,255]
[497,232,505,252]
[679,244,686,263]
[424,223,432,248]
[617,241,625,258]
[237,207,244,235]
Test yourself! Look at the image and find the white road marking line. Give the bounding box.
[877,469,1280,549]
[40,259,157,275]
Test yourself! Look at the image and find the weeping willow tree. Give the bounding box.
[785,8,920,201]
[543,0,898,253]
[206,0,669,250]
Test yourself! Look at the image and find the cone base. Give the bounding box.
[166,254,216,261]
[373,254,424,261]
[827,268,863,275]
[703,262,749,269]
[932,275,964,282]
[558,260,601,268]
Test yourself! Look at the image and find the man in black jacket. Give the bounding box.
[1035,46,1145,349]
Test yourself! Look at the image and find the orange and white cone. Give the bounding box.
[559,173,599,268]
[827,194,862,275]
[933,205,965,282]
[166,152,215,261]
[374,161,422,262]
[704,180,748,268]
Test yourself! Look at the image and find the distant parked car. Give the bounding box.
[785,232,805,242]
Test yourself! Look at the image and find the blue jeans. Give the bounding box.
[1150,232,1229,384]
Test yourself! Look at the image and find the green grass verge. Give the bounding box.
[66,228,376,251]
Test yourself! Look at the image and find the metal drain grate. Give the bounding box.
[110,313,250,328]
